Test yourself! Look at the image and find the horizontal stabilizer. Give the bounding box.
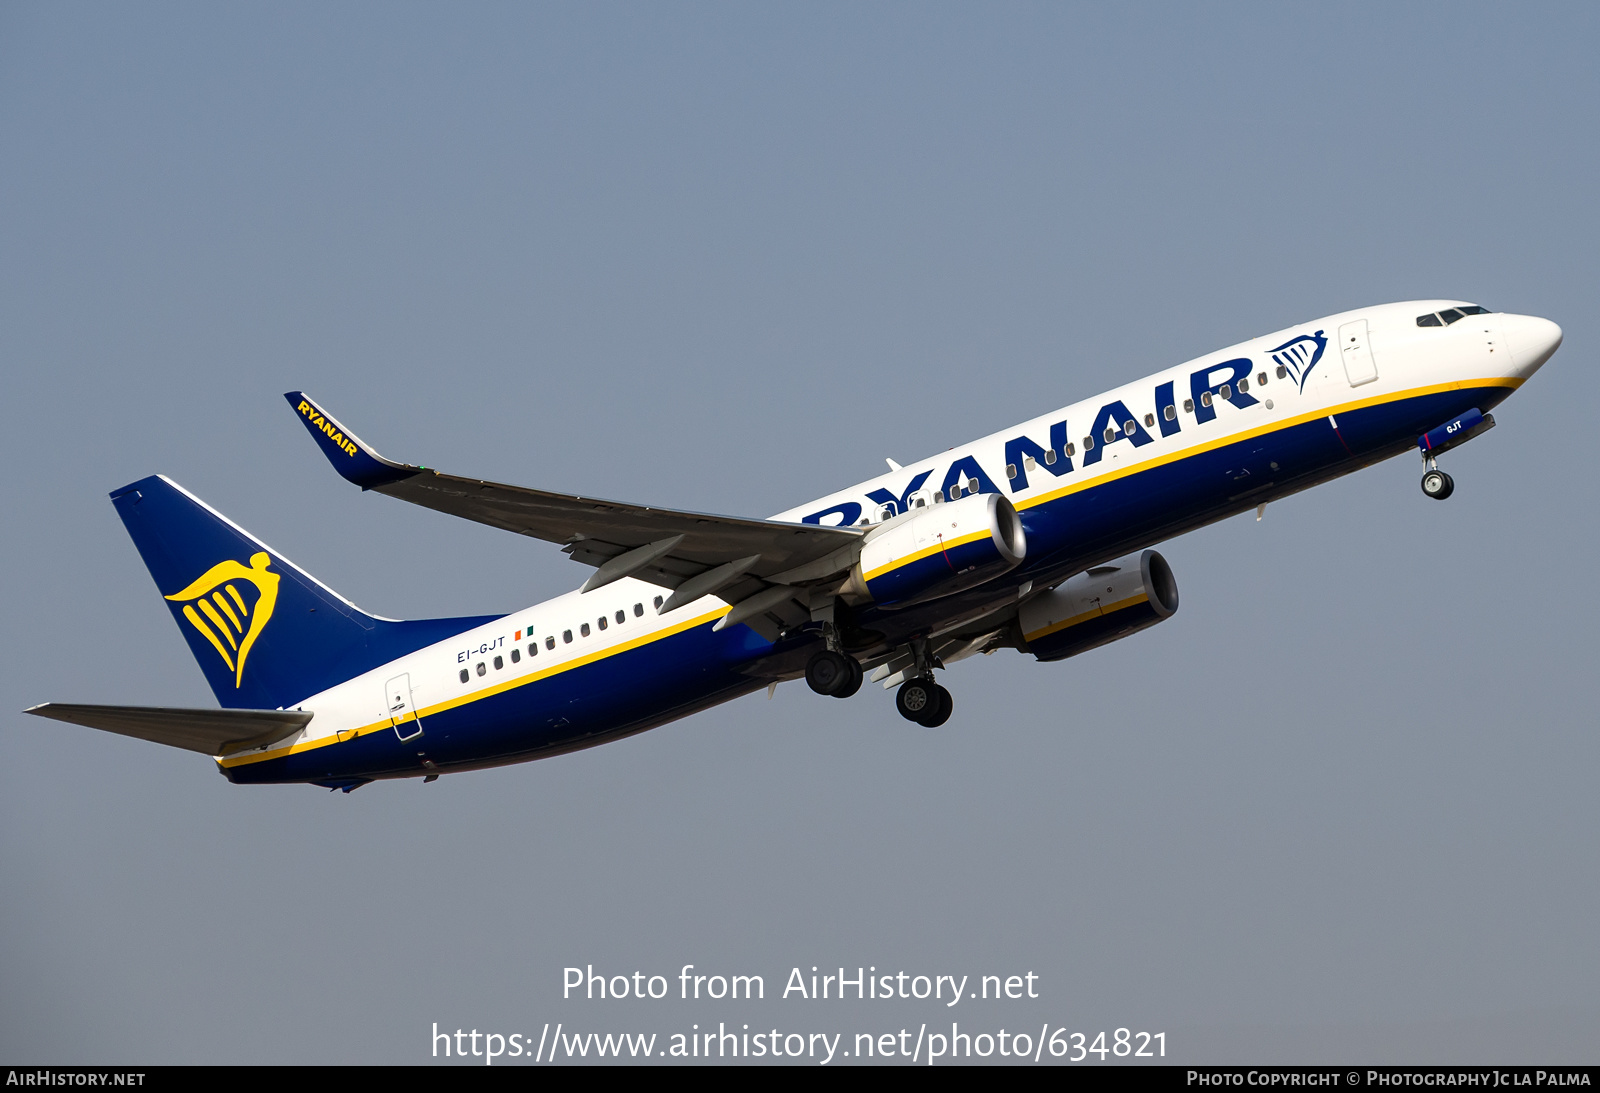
[25,703,313,757]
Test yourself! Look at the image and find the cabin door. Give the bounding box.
[385,673,424,742]
[1337,319,1379,387]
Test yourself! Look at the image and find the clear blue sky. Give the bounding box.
[3,2,1597,1062]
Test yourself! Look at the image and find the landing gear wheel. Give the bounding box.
[1421,469,1455,500]
[832,655,863,699]
[896,678,936,722]
[806,650,857,696]
[917,684,952,728]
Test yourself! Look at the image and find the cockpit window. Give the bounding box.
[1417,304,1491,327]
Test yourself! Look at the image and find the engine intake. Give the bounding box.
[842,492,1027,608]
[1019,550,1178,662]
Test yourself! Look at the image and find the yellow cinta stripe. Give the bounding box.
[197,598,238,650]
[1016,376,1524,514]
[220,605,730,768]
[862,528,994,583]
[1022,593,1149,642]
[225,583,249,617]
[183,604,236,672]
[212,591,244,633]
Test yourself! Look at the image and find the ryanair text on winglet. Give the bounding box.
[297,400,359,456]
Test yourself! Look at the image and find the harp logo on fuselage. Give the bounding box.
[1267,330,1327,393]
[165,552,281,687]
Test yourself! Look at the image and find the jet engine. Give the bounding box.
[840,492,1027,608]
[1019,549,1178,661]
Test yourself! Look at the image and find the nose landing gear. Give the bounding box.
[1421,460,1455,500]
[1416,409,1494,501]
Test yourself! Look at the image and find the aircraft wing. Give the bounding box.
[284,393,864,631]
[26,704,313,757]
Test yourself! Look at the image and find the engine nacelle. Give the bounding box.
[842,492,1027,608]
[1019,549,1179,662]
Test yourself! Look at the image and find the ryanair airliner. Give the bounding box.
[28,301,1562,791]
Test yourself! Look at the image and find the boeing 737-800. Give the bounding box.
[28,301,1562,790]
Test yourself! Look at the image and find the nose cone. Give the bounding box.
[1502,314,1563,376]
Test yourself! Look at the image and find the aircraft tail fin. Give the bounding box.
[110,475,496,710]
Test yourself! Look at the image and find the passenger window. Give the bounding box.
[1065,443,1075,457]
[597,616,607,631]
[616,610,625,624]
[653,596,663,609]
[1122,420,1135,436]
[1183,398,1195,413]
[1044,448,1057,465]
[1103,427,1116,443]
[1237,378,1248,393]
[459,668,469,684]
[511,648,520,664]
[476,662,486,677]
[1006,463,1017,479]
[1218,384,1231,400]
[493,655,503,670]
[562,630,572,644]
[546,636,555,650]
[1164,404,1176,421]
[1256,372,1267,386]
[1201,391,1213,407]
[528,643,537,657]
[1143,413,1155,427]
[1275,365,1287,379]
[1083,435,1094,451]
[634,603,643,616]
[580,623,590,637]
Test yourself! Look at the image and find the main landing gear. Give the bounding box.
[806,649,863,699]
[1420,454,1455,500]
[806,631,953,727]
[895,677,952,728]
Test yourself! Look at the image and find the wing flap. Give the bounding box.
[26,704,314,757]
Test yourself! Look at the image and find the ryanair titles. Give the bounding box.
[800,334,1325,527]
[297,399,359,457]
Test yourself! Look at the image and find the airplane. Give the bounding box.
[26,301,1562,791]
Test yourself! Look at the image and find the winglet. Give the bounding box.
[283,392,418,490]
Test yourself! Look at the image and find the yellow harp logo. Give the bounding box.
[166,552,281,687]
